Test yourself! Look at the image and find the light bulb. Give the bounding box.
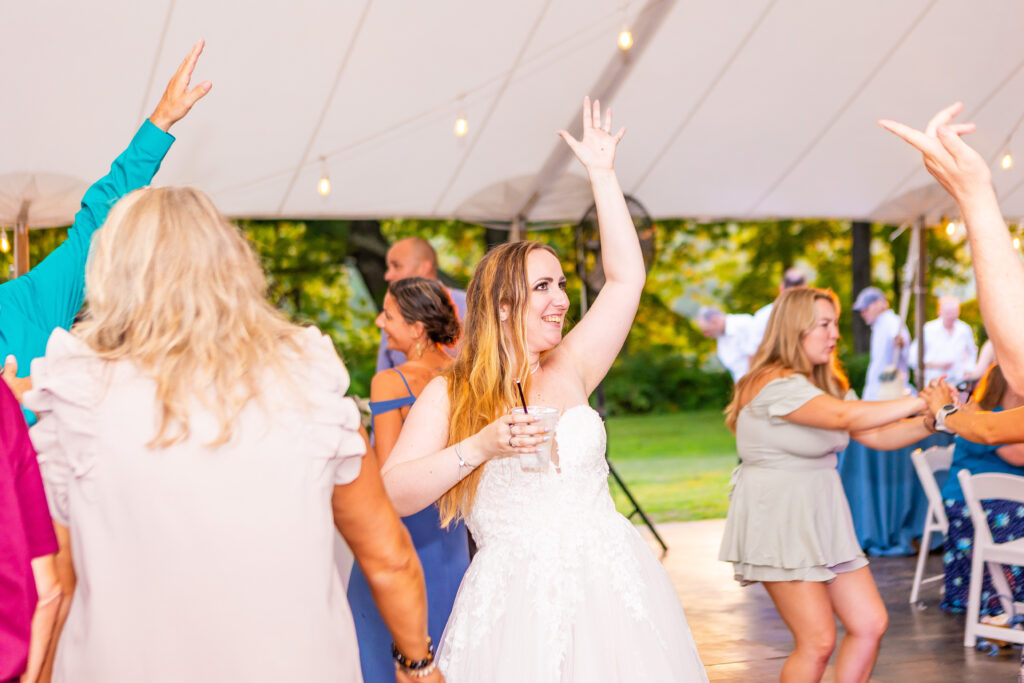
[454,116,469,137]
[946,221,956,236]
[1003,152,1014,170]
[1015,236,1021,250]
[0,230,8,254]
[317,174,331,196]
[617,28,634,51]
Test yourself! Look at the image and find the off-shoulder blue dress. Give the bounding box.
[347,368,470,682]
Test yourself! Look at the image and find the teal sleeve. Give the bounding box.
[0,120,174,335]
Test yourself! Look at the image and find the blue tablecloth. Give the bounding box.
[837,433,954,556]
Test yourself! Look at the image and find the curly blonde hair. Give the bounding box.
[75,187,306,448]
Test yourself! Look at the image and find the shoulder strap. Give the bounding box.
[392,368,415,398]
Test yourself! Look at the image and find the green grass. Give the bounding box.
[604,410,736,523]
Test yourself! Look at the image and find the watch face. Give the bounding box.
[942,404,956,412]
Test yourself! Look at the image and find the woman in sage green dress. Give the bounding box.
[719,287,942,683]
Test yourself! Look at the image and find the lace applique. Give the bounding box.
[439,406,657,679]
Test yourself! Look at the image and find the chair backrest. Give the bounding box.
[957,470,1024,547]
[911,444,955,530]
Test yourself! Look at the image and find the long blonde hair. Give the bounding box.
[724,287,849,432]
[75,187,306,448]
[438,240,557,526]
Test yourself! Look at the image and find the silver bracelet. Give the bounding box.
[454,441,474,479]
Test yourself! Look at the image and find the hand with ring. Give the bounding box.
[472,411,552,461]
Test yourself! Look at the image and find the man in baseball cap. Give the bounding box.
[854,287,910,399]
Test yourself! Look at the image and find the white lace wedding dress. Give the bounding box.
[437,405,708,682]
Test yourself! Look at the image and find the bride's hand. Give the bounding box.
[558,96,625,174]
[470,412,550,463]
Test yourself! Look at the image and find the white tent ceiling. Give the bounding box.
[3,0,1024,229]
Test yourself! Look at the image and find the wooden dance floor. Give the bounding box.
[644,518,1021,682]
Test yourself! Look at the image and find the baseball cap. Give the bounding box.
[852,286,885,311]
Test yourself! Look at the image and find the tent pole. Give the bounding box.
[14,200,30,278]
[509,214,524,243]
[913,216,927,389]
[513,0,676,223]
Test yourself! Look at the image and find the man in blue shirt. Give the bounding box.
[1,40,211,416]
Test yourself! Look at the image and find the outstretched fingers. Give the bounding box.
[937,122,978,159]
[582,96,594,131]
[149,39,212,131]
[925,101,964,137]
[177,39,204,85]
[877,118,932,152]
[558,129,581,150]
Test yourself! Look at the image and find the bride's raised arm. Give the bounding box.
[556,97,645,394]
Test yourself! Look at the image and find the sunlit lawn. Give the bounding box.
[604,410,736,523]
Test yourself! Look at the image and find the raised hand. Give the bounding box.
[149,39,213,132]
[877,102,990,204]
[558,96,626,174]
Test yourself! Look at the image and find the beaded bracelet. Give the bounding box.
[392,637,435,677]
[395,659,437,679]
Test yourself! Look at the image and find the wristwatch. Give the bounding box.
[934,403,959,433]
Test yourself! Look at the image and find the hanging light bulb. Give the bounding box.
[1014,236,1021,250]
[1002,152,1014,170]
[454,115,469,138]
[945,221,956,236]
[0,228,8,254]
[617,27,634,51]
[317,156,331,197]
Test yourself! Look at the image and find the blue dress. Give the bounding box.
[348,368,470,682]
[938,407,1024,614]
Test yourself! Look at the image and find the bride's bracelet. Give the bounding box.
[454,441,475,479]
[392,637,436,678]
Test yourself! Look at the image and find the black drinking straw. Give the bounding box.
[514,379,529,414]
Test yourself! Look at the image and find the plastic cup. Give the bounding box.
[511,406,560,472]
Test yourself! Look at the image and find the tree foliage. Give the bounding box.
[3,214,979,408]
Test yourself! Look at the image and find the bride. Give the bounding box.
[381,98,707,682]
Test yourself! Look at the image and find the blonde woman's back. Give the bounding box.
[26,327,366,683]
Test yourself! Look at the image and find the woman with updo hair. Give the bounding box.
[347,276,467,683]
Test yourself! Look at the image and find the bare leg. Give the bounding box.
[826,566,888,683]
[763,580,837,682]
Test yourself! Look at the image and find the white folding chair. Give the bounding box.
[909,444,955,604]
[957,469,1024,647]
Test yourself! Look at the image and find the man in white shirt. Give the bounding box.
[750,267,808,348]
[908,295,978,386]
[853,287,911,400]
[697,306,757,382]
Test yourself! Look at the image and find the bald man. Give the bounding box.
[908,295,977,386]
[376,237,467,372]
